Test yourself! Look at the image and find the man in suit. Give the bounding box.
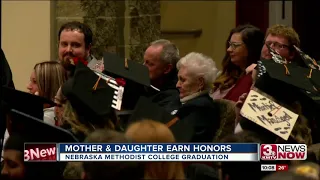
[58,21,99,75]
[143,39,180,108]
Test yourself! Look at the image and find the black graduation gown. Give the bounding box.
[1,49,15,88]
[0,49,15,155]
[169,94,220,143]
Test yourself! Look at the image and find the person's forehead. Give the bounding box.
[178,66,188,75]
[146,45,163,55]
[3,149,23,161]
[230,33,242,42]
[59,29,85,41]
[144,46,163,63]
[265,34,289,44]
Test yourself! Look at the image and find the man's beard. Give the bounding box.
[60,57,75,72]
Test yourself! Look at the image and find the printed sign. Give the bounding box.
[240,90,298,140]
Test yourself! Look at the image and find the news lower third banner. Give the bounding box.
[57,143,259,162]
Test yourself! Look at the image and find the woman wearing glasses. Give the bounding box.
[210,24,264,102]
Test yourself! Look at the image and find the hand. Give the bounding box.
[235,93,248,125]
[245,63,257,74]
[34,91,40,96]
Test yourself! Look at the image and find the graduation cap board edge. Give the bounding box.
[1,86,57,120]
[10,108,79,143]
[256,59,320,94]
[128,96,195,142]
[293,45,320,71]
[102,53,160,91]
[258,44,320,96]
[292,45,320,92]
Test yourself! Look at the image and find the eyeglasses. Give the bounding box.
[265,41,289,50]
[228,41,244,50]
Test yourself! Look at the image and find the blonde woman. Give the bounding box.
[125,119,185,180]
[27,61,67,125]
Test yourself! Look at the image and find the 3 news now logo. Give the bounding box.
[24,144,57,161]
[260,144,307,160]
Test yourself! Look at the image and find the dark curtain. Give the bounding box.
[236,0,269,33]
[293,0,320,61]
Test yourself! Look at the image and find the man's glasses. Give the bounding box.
[228,41,244,50]
[265,41,289,50]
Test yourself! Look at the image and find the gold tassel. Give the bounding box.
[307,69,313,79]
[125,58,129,69]
[283,64,290,75]
[92,76,101,90]
[166,117,179,128]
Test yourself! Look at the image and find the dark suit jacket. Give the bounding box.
[167,94,220,143]
[147,70,180,109]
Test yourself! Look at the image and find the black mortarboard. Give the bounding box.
[3,110,78,179]
[62,61,116,124]
[1,86,56,120]
[128,96,194,142]
[293,45,320,71]
[255,59,320,104]
[240,59,320,142]
[102,53,159,110]
[9,109,78,142]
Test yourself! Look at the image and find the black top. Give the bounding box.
[128,96,195,142]
[129,94,220,143]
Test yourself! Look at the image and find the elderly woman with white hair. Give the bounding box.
[167,52,220,142]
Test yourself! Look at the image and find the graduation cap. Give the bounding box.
[102,53,159,110]
[128,96,193,142]
[62,61,117,124]
[2,109,78,179]
[240,59,320,141]
[293,45,320,71]
[255,59,320,104]
[9,109,78,142]
[1,86,57,120]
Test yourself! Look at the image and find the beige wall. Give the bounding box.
[161,1,236,69]
[2,1,52,91]
[2,1,235,91]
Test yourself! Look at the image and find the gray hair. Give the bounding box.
[150,39,180,68]
[177,52,218,89]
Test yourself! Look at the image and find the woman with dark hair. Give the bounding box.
[211,24,264,102]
